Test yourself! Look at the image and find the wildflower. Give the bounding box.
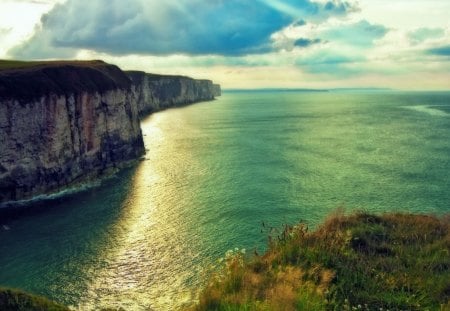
[225,250,234,259]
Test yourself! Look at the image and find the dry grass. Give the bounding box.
[0,287,68,311]
[191,212,450,311]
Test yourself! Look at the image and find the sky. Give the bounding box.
[0,0,449,90]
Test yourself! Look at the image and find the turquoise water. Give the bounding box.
[1,91,450,310]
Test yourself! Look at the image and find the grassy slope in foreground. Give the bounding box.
[0,288,68,311]
[193,212,450,311]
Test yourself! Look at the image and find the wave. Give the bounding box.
[0,180,103,210]
[404,105,449,116]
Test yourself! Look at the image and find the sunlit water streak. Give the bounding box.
[1,91,450,310]
[76,113,208,310]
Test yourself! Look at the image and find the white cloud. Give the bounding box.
[0,0,62,58]
[358,0,450,30]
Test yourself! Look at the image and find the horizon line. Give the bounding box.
[222,87,450,92]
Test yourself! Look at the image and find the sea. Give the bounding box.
[1,91,449,310]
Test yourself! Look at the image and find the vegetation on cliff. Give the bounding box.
[193,212,450,311]
[0,60,131,101]
[126,70,197,82]
[0,288,68,311]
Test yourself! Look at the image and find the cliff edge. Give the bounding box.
[0,60,145,205]
[127,71,221,116]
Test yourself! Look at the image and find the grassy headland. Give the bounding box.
[192,212,450,311]
[0,59,131,101]
[0,59,108,71]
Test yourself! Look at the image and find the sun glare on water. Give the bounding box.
[78,112,202,310]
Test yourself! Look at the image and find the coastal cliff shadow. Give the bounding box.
[0,163,140,306]
[0,165,138,222]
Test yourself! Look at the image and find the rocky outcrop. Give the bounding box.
[0,61,144,205]
[127,71,221,116]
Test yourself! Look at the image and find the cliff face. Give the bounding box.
[0,61,144,205]
[213,84,222,97]
[127,71,221,116]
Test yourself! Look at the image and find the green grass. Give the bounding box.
[192,212,450,311]
[0,59,130,101]
[0,59,106,71]
[0,287,68,311]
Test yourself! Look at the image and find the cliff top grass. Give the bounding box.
[0,59,107,71]
[0,59,131,101]
[0,287,68,311]
[126,70,212,84]
[192,212,450,311]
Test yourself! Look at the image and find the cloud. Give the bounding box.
[5,0,55,3]
[10,30,76,59]
[292,20,307,27]
[321,20,388,47]
[9,0,358,59]
[0,27,12,36]
[288,20,390,77]
[323,0,356,14]
[427,45,450,56]
[269,18,387,57]
[294,49,365,76]
[408,28,445,44]
[294,38,321,48]
[259,0,359,21]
